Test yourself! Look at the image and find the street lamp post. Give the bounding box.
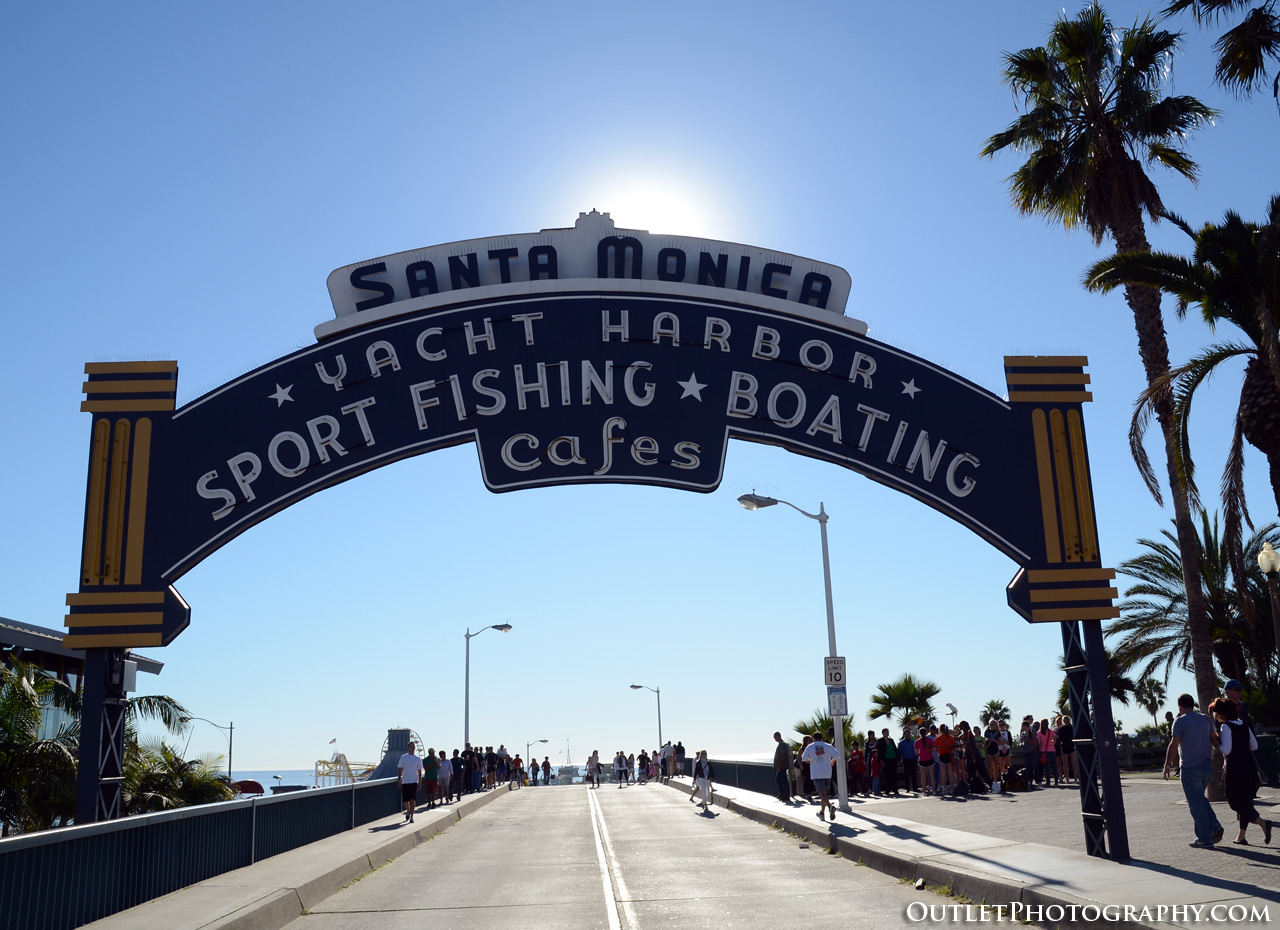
[629,684,663,747]
[526,738,548,761]
[1257,542,1280,664]
[738,492,850,813]
[182,716,234,782]
[465,623,513,744]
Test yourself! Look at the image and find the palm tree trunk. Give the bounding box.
[1110,212,1223,795]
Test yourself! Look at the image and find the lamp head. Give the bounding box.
[1259,542,1280,575]
[492,623,514,632]
[630,684,642,690]
[737,492,778,511]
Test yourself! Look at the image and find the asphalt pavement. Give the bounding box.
[289,782,998,930]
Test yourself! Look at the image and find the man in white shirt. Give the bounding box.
[398,741,424,823]
[800,732,840,822]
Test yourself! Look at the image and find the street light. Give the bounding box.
[1257,542,1280,666]
[465,623,513,744]
[630,684,663,747]
[526,738,548,761]
[181,716,234,782]
[737,491,850,813]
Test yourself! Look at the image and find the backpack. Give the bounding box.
[969,775,987,794]
[952,777,970,796]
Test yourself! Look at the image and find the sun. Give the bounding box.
[568,169,730,240]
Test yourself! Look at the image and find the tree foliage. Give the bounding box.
[1165,0,1280,110]
[0,660,77,835]
[0,660,234,836]
[867,674,941,726]
[1108,515,1280,723]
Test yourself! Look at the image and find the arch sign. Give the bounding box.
[65,211,1127,856]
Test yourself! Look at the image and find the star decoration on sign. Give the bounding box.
[901,379,921,399]
[269,384,294,407]
[676,373,707,401]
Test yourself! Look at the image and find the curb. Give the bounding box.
[663,779,1162,930]
[219,788,511,930]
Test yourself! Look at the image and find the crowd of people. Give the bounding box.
[394,741,559,822]
[772,714,1083,815]
[393,738,699,822]
[581,740,691,787]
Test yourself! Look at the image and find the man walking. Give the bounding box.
[438,749,453,803]
[773,732,793,803]
[800,731,840,822]
[398,740,424,824]
[1164,693,1224,848]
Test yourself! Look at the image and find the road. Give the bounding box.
[288,783,1006,929]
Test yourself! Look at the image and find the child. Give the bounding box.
[847,741,867,796]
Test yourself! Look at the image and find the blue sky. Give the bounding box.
[1,2,1276,770]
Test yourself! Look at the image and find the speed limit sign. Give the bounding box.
[824,656,846,686]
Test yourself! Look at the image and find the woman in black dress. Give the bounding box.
[1208,698,1272,846]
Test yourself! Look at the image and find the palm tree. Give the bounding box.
[981,699,1013,726]
[1163,1,1280,110]
[867,674,941,727]
[0,660,77,835]
[1134,678,1168,726]
[790,709,857,751]
[123,741,234,815]
[982,2,1221,715]
[1108,515,1280,715]
[1084,197,1280,615]
[1058,649,1138,710]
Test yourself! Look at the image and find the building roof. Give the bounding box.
[0,616,163,675]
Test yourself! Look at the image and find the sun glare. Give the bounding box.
[570,172,730,240]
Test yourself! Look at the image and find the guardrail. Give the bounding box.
[707,759,775,796]
[0,777,400,930]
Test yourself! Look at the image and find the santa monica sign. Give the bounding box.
[66,210,1119,649]
[64,210,1129,857]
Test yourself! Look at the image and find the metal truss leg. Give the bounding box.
[1061,620,1130,861]
[74,647,127,824]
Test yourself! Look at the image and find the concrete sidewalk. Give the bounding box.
[668,775,1277,929]
[82,785,514,930]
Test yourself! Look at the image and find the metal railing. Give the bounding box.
[0,778,400,930]
[707,759,775,796]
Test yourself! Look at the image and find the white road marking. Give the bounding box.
[587,788,623,930]
[589,787,641,930]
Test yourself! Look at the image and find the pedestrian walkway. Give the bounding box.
[841,772,1279,900]
[669,773,1278,928]
[81,787,511,930]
